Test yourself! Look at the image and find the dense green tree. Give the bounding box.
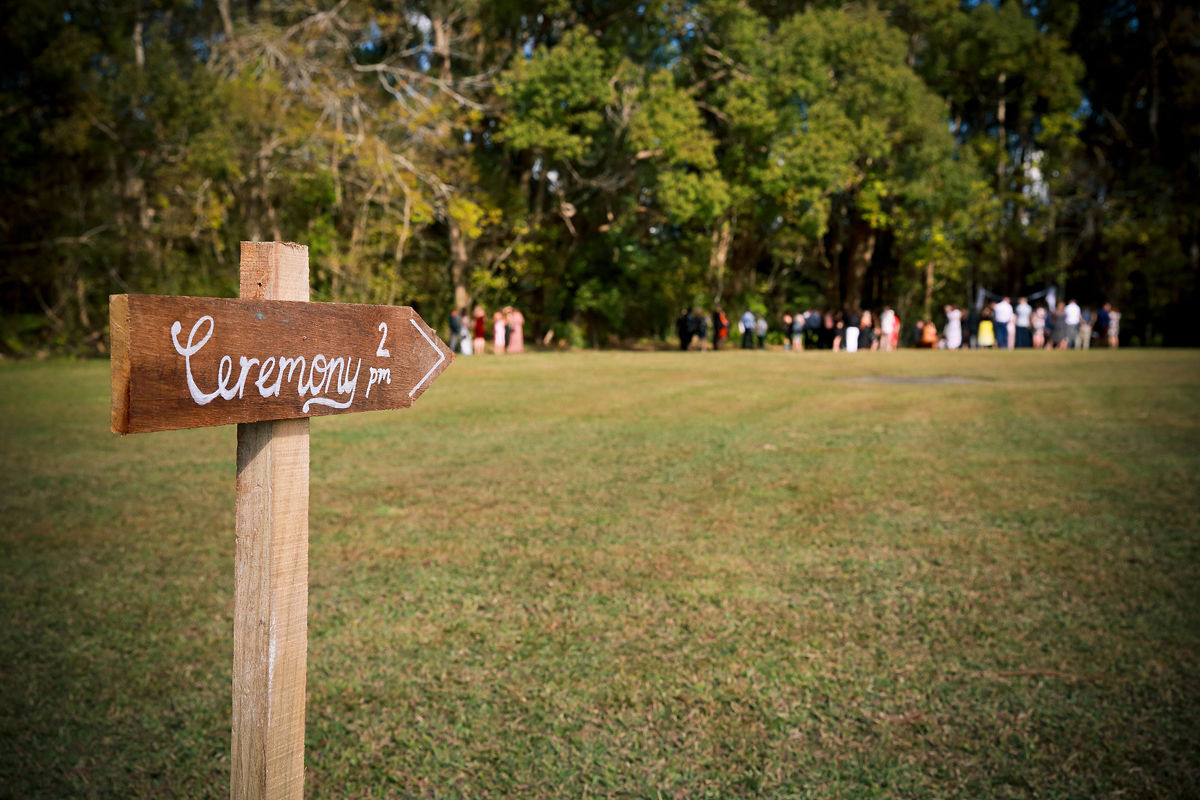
[1067,0,1200,344]
[1,0,1195,353]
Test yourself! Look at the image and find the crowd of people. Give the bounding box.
[449,306,526,355]
[674,298,1123,352]
[923,297,1121,350]
[451,297,1122,355]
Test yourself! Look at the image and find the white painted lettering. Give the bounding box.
[306,354,327,398]
[234,357,260,399]
[171,316,377,415]
[171,316,222,405]
[366,367,391,398]
[255,357,276,397]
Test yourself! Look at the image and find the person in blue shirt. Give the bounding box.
[740,309,756,349]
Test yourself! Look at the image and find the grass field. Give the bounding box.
[1,349,1198,798]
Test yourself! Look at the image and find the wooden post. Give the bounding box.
[232,242,310,800]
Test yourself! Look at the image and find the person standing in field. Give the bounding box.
[506,306,525,353]
[1015,297,1033,348]
[790,312,805,351]
[472,306,487,355]
[977,305,996,348]
[944,304,963,350]
[1096,303,1111,346]
[859,310,876,351]
[879,306,896,351]
[994,296,1014,350]
[796,309,816,347]
[920,318,939,348]
[843,308,861,353]
[1107,306,1121,348]
[1078,306,1093,349]
[817,311,833,350]
[448,308,463,354]
[755,314,768,349]
[833,311,847,351]
[676,309,694,351]
[740,309,756,350]
[1064,298,1082,348]
[492,310,507,354]
[693,309,710,351]
[1032,304,1047,349]
[965,305,980,348]
[1051,301,1069,349]
[712,306,729,349]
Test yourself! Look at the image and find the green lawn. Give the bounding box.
[1,349,1198,798]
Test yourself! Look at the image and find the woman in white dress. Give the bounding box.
[943,304,963,350]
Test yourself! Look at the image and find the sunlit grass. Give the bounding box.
[2,349,1198,798]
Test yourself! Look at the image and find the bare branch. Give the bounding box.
[2,225,113,253]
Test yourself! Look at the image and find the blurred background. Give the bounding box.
[2,0,1197,353]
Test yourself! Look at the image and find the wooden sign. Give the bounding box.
[110,242,455,800]
[110,295,453,434]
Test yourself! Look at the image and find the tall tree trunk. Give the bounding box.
[822,206,844,308]
[843,216,875,312]
[996,71,1008,292]
[708,216,732,303]
[924,259,935,321]
[826,239,843,309]
[448,219,470,312]
[433,11,470,313]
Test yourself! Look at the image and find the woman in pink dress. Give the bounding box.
[492,310,506,354]
[505,306,525,353]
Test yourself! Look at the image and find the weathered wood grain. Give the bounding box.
[109,293,130,435]
[109,291,452,434]
[233,417,310,800]
[233,242,310,800]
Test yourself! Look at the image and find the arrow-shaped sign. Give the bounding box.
[110,294,454,434]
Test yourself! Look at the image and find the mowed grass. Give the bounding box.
[1,349,1198,799]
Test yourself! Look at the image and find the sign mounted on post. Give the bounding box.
[110,241,453,800]
[110,295,452,434]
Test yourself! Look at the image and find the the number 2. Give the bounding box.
[376,322,391,357]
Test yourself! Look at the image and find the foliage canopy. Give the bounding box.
[1,0,1196,352]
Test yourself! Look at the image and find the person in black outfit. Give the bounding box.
[965,306,980,349]
[818,311,836,350]
[676,309,693,351]
[692,309,709,351]
[712,307,729,349]
[448,308,463,353]
[804,309,821,349]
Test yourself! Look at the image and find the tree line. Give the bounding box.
[2,0,1197,354]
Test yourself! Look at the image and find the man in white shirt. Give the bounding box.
[993,297,1014,350]
[1064,299,1082,348]
[1014,297,1032,348]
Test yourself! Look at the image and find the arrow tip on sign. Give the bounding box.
[407,314,454,401]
